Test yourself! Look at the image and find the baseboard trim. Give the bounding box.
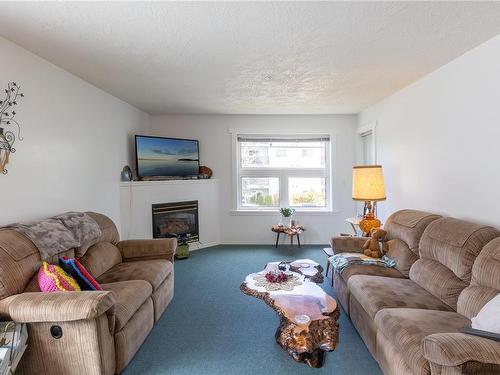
[185,241,329,250]
[219,241,329,246]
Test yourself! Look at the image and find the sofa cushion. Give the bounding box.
[384,210,441,254]
[418,218,499,283]
[410,259,468,310]
[79,242,122,279]
[0,229,41,300]
[384,238,420,277]
[59,256,102,291]
[412,218,499,310]
[374,309,470,375]
[37,261,81,292]
[348,275,453,319]
[457,237,500,318]
[470,237,500,290]
[85,212,119,245]
[102,280,152,331]
[98,260,172,290]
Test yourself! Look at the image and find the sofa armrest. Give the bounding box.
[117,238,177,262]
[7,291,115,323]
[330,236,369,254]
[423,332,500,367]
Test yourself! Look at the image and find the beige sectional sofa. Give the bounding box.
[331,209,500,375]
[0,212,176,375]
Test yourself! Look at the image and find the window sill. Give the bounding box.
[229,210,340,216]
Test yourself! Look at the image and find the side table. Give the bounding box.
[271,225,305,248]
[0,321,28,375]
[322,247,334,277]
[345,217,361,236]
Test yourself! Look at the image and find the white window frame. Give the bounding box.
[230,129,336,213]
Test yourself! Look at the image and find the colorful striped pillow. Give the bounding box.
[38,261,81,292]
[59,256,102,291]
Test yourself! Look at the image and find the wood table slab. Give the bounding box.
[240,259,339,368]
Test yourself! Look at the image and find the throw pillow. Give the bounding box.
[38,261,81,292]
[471,294,500,334]
[59,256,102,291]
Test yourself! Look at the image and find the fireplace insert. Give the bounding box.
[152,201,199,242]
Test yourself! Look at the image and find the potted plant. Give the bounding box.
[280,207,295,228]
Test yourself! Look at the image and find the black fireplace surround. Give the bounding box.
[152,200,199,242]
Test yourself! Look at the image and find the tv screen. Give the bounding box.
[135,135,200,178]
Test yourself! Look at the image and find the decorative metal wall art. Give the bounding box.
[0,82,24,174]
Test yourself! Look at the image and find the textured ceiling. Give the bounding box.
[1,2,500,114]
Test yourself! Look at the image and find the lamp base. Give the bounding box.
[359,213,381,237]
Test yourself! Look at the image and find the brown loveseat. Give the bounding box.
[331,209,500,375]
[0,212,176,374]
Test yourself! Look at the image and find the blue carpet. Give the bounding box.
[123,245,382,375]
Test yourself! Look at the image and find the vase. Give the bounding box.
[286,215,294,228]
[278,215,284,227]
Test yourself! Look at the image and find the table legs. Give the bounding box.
[274,232,301,248]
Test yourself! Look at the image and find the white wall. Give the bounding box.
[358,33,500,226]
[0,37,147,229]
[146,115,357,245]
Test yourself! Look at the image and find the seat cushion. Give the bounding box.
[374,309,470,375]
[98,259,172,290]
[348,275,453,319]
[102,280,152,331]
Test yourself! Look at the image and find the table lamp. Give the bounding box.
[352,165,386,236]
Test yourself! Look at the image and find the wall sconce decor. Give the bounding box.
[0,82,24,174]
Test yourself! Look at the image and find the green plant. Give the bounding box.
[249,193,274,206]
[280,207,295,217]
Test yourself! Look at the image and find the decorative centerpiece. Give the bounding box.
[264,270,289,283]
[253,271,302,291]
[279,207,295,227]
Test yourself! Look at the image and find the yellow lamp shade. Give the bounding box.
[352,165,386,201]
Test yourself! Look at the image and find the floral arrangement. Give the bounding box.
[279,207,295,218]
[265,270,289,283]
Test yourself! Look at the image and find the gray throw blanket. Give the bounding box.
[329,252,396,274]
[7,212,101,260]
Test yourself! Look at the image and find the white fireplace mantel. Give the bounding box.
[120,179,221,250]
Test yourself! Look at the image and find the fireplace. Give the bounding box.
[152,200,199,242]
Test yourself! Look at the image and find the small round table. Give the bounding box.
[271,225,305,248]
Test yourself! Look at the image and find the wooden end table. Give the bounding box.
[240,259,339,368]
[271,225,305,248]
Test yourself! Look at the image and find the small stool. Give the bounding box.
[322,247,334,277]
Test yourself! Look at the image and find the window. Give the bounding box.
[360,131,374,164]
[357,122,376,165]
[234,134,332,211]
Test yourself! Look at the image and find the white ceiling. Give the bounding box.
[1,2,500,115]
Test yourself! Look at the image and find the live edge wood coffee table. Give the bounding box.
[240,259,339,368]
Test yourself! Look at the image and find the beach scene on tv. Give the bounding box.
[136,136,199,177]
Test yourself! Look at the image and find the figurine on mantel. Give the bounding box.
[198,165,212,179]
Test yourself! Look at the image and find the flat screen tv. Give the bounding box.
[135,135,200,178]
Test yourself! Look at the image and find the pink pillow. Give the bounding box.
[38,261,81,292]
